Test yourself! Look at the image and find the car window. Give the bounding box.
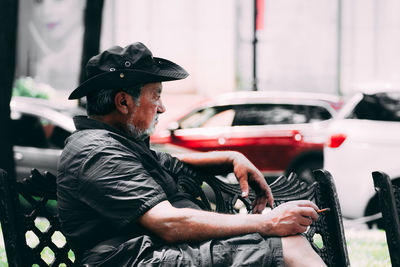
[308,105,333,122]
[11,112,70,149]
[202,109,235,127]
[231,104,332,126]
[179,103,332,128]
[348,93,400,121]
[232,104,300,125]
[179,106,234,128]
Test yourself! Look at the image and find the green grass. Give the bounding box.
[345,228,391,267]
[0,224,391,266]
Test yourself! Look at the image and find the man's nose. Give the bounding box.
[157,100,166,113]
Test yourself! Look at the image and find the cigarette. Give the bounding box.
[317,208,330,214]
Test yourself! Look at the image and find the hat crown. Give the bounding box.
[86,42,156,79]
[68,42,188,99]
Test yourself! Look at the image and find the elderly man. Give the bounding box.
[57,42,326,266]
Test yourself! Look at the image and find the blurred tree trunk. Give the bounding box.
[78,0,104,107]
[79,0,104,84]
[0,0,18,177]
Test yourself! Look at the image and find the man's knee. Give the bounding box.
[281,235,327,267]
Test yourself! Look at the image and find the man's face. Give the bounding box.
[128,82,165,137]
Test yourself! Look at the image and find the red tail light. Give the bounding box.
[327,133,347,148]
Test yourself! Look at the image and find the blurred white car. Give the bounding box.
[324,90,400,225]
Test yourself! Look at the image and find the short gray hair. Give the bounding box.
[86,85,142,116]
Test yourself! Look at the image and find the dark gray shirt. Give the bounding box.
[57,116,284,267]
[57,116,198,257]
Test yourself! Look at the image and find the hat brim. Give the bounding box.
[68,57,188,99]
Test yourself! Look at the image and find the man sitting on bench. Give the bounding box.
[57,42,326,266]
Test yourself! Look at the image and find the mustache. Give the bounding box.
[153,114,159,123]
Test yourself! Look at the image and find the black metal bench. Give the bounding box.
[372,171,400,267]
[0,168,74,266]
[0,167,350,266]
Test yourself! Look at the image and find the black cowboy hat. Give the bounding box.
[68,42,189,99]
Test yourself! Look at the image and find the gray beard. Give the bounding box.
[126,124,153,140]
[126,115,158,139]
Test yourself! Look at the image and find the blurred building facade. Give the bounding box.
[15,0,400,104]
[100,0,236,97]
[101,0,400,98]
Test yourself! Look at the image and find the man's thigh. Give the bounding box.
[83,234,283,266]
[138,233,283,267]
[210,233,283,267]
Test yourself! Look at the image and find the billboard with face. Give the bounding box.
[15,0,85,101]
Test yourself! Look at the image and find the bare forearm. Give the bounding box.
[177,151,241,173]
[138,201,267,243]
[139,200,319,243]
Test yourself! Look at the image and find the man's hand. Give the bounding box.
[231,152,274,213]
[177,150,274,213]
[261,200,319,236]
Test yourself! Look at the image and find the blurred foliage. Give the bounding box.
[12,77,54,99]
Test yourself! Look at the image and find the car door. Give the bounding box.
[228,104,310,172]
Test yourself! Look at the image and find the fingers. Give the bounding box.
[238,172,274,213]
[299,207,319,221]
[230,153,284,217]
[238,175,249,198]
[298,215,314,227]
[283,200,319,222]
[297,225,309,233]
[265,186,275,209]
[251,187,274,213]
[261,200,322,236]
[287,207,318,234]
[291,200,319,211]
[247,169,275,210]
[237,171,266,213]
[234,162,249,198]
[252,197,267,214]
[232,154,274,212]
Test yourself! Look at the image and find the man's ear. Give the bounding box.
[114,91,131,114]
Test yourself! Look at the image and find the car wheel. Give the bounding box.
[289,158,323,185]
[365,177,400,229]
[365,194,383,229]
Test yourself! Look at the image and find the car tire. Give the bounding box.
[365,194,384,229]
[288,158,323,185]
[365,177,400,229]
